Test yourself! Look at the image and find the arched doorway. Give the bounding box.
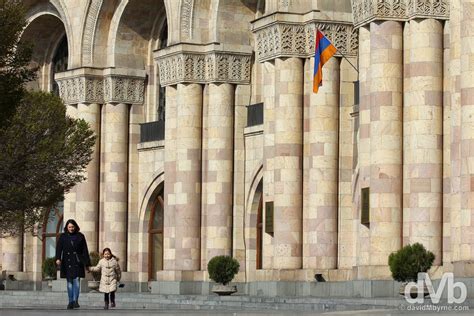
[148,187,164,280]
[42,201,64,261]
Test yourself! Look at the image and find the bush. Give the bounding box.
[89,251,101,281]
[388,243,435,282]
[207,255,240,285]
[42,257,57,279]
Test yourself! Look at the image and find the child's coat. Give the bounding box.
[90,257,121,293]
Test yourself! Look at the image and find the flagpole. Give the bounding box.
[335,48,359,74]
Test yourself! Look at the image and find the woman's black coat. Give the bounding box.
[55,232,91,279]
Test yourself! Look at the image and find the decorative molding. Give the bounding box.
[351,0,449,28]
[57,76,103,105]
[156,51,251,86]
[55,68,146,105]
[406,0,449,19]
[181,0,194,41]
[103,76,145,104]
[254,21,357,63]
[82,0,103,66]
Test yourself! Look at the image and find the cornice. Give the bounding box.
[351,0,449,28]
[55,68,146,105]
[251,12,357,62]
[155,43,252,86]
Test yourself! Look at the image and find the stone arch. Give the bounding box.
[21,11,68,92]
[209,0,259,46]
[138,171,164,282]
[244,164,263,277]
[25,1,71,39]
[180,0,194,41]
[106,0,166,69]
[81,0,104,66]
[86,0,120,67]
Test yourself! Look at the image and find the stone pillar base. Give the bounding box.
[453,261,474,277]
[352,265,392,280]
[156,270,208,282]
[150,280,213,295]
[249,269,353,282]
[1,271,30,281]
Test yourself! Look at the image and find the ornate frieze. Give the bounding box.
[55,68,146,105]
[253,21,357,63]
[406,0,449,19]
[103,76,145,104]
[56,76,103,105]
[156,51,251,86]
[351,0,449,28]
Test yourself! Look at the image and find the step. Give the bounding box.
[0,291,418,312]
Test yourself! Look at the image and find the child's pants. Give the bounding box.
[104,291,115,304]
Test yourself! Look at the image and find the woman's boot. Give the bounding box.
[104,302,109,310]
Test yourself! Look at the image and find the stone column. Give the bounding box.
[127,103,144,272]
[101,103,129,269]
[63,105,78,221]
[75,103,100,252]
[1,236,22,272]
[163,86,178,272]
[357,26,371,268]
[459,0,474,270]
[263,61,275,269]
[450,0,462,267]
[273,57,303,269]
[303,57,340,269]
[443,21,452,267]
[403,19,443,265]
[338,57,358,269]
[202,83,234,269]
[174,83,202,271]
[369,21,403,267]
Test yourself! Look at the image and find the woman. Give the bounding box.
[55,219,91,310]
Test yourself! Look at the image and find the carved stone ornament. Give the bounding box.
[156,51,251,87]
[56,76,103,105]
[103,76,145,104]
[253,21,357,63]
[55,70,145,105]
[351,0,449,28]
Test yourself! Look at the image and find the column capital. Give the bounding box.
[351,0,449,28]
[155,43,252,87]
[55,67,146,105]
[251,11,357,63]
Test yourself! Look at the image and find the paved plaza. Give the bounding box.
[0,307,473,316]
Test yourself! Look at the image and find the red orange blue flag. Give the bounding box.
[313,30,337,93]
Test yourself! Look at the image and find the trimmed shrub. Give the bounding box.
[388,243,435,282]
[207,255,240,285]
[42,257,57,279]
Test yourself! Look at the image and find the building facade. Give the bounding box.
[2,0,473,292]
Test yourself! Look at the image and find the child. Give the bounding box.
[89,248,122,309]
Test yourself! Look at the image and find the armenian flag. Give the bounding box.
[313,30,337,93]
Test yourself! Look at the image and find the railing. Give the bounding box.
[246,102,263,127]
[140,120,165,143]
